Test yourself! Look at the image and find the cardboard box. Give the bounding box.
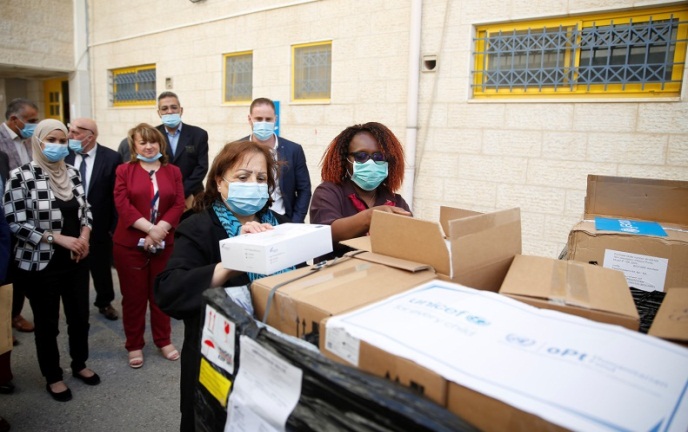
[321,315,447,405]
[566,175,688,292]
[250,251,436,340]
[0,284,11,355]
[342,206,521,292]
[322,280,688,432]
[500,254,639,330]
[219,223,332,275]
[649,287,688,347]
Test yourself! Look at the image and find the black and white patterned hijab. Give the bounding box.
[31,119,74,201]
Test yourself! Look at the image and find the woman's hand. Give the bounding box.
[240,221,274,235]
[148,225,168,244]
[368,205,412,217]
[55,233,90,262]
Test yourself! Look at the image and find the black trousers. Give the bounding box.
[87,238,115,308]
[16,256,90,384]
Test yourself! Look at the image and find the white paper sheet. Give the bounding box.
[225,336,302,432]
[201,304,236,374]
[325,280,688,432]
[603,249,669,292]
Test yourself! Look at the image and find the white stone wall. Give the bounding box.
[0,0,74,113]
[86,0,688,258]
[412,0,688,257]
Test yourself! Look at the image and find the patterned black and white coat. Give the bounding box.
[3,161,93,271]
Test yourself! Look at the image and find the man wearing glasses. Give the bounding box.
[67,118,123,320]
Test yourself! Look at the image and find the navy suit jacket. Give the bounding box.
[241,135,312,222]
[157,123,209,198]
[66,144,123,243]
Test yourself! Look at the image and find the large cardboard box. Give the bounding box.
[342,206,521,292]
[322,280,688,432]
[219,223,332,274]
[566,175,688,292]
[250,251,436,340]
[321,316,448,405]
[500,254,639,330]
[0,284,11,355]
[649,287,688,347]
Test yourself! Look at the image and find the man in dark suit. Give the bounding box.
[155,92,209,217]
[67,118,123,320]
[243,97,311,222]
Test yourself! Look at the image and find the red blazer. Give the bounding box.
[113,162,185,248]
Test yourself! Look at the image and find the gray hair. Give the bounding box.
[5,98,38,120]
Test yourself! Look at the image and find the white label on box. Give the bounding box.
[324,326,361,366]
[326,280,688,432]
[225,336,302,432]
[201,305,236,374]
[603,249,669,292]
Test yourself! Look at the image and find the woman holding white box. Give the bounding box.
[155,140,291,432]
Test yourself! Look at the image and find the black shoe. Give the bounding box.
[72,370,101,386]
[0,381,14,394]
[98,304,119,320]
[46,384,72,402]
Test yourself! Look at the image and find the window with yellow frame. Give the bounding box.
[223,51,253,103]
[111,65,157,106]
[292,41,332,102]
[472,5,688,98]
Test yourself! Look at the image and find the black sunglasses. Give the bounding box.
[348,151,387,164]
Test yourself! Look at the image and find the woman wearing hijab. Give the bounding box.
[4,119,98,402]
[113,123,185,369]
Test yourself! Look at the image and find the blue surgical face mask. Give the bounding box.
[223,181,269,216]
[252,121,275,141]
[69,139,83,153]
[18,120,37,139]
[350,159,388,191]
[161,113,182,128]
[136,152,163,163]
[42,142,70,162]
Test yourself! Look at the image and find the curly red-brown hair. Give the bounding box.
[320,122,405,192]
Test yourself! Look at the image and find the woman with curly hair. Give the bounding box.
[310,122,412,260]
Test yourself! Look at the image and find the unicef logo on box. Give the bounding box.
[618,220,639,233]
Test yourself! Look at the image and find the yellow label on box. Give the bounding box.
[198,357,232,408]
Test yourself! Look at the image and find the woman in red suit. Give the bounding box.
[113,123,185,368]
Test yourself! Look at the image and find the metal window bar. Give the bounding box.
[472,15,687,95]
[295,46,331,99]
[225,55,253,102]
[114,68,156,103]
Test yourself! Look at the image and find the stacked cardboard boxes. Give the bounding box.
[565,175,688,292]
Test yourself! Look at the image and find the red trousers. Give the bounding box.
[113,243,173,352]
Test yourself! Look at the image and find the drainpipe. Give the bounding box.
[404,0,422,208]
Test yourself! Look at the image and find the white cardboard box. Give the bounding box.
[219,223,332,275]
[323,280,688,432]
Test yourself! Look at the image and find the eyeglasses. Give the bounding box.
[348,151,387,164]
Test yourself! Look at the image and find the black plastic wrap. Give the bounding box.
[630,287,666,334]
[195,287,477,432]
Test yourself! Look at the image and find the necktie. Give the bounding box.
[80,154,89,195]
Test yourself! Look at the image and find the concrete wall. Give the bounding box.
[86,0,688,257]
[0,0,74,114]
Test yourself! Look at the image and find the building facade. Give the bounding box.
[1,0,686,257]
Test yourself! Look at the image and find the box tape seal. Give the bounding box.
[260,250,366,324]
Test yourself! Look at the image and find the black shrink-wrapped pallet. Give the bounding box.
[194,287,477,432]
